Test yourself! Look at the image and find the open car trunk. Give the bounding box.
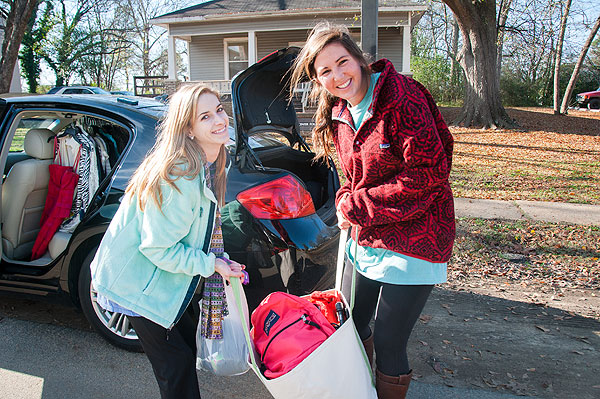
[231,47,339,225]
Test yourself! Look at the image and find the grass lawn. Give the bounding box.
[444,107,600,204]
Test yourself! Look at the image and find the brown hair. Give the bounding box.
[126,83,228,210]
[290,22,371,162]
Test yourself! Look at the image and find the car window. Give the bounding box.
[63,89,80,94]
[10,117,59,152]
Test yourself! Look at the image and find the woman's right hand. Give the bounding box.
[214,258,245,283]
[336,194,351,230]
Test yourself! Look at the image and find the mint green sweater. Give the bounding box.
[90,167,222,328]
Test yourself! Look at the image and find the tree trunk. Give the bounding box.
[560,16,600,114]
[553,0,572,114]
[449,16,460,96]
[0,0,39,94]
[496,0,513,88]
[443,0,516,128]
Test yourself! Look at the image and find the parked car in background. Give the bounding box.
[47,86,111,95]
[110,90,135,96]
[0,50,339,351]
[575,87,600,110]
[153,93,169,103]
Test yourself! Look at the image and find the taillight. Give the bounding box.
[236,175,316,219]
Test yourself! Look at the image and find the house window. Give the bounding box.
[225,39,248,80]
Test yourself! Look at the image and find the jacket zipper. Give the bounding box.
[168,200,216,334]
[260,313,325,363]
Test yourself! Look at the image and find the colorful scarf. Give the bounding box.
[200,163,229,339]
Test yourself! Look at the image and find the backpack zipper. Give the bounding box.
[260,313,324,363]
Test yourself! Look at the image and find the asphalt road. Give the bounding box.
[0,310,526,399]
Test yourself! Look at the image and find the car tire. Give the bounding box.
[78,247,143,352]
[588,98,600,110]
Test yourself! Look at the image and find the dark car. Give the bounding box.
[575,87,600,110]
[0,48,340,351]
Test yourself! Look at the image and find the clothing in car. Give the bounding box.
[333,58,455,263]
[55,125,99,233]
[90,163,223,329]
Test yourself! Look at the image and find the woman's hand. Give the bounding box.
[336,194,351,230]
[214,258,245,283]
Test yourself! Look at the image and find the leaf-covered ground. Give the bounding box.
[450,218,600,295]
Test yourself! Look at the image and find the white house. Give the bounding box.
[151,0,427,95]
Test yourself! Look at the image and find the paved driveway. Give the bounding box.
[0,315,526,399]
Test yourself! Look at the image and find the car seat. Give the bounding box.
[2,128,55,259]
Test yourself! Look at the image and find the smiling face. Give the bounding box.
[189,92,229,160]
[313,41,369,107]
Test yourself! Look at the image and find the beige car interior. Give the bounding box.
[1,128,55,259]
[1,110,126,265]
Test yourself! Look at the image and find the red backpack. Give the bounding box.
[250,292,336,379]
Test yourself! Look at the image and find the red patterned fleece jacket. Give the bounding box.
[333,59,455,262]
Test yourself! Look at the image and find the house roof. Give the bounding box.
[154,0,425,23]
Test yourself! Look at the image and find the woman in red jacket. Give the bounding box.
[291,22,455,399]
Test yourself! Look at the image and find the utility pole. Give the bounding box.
[361,0,378,59]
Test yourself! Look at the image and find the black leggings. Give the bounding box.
[342,259,433,376]
[129,307,201,399]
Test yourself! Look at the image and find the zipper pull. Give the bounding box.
[301,314,321,329]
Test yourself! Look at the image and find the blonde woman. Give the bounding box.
[290,23,455,398]
[90,84,244,399]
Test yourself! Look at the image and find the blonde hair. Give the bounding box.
[290,22,371,162]
[126,84,228,210]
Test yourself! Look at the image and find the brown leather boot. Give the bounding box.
[376,369,412,399]
[361,333,374,368]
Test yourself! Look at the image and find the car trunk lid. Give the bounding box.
[231,47,308,157]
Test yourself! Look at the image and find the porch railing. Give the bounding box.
[135,77,313,111]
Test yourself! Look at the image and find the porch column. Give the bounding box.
[402,25,411,74]
[248,30,257,66]
[167,34,177,80]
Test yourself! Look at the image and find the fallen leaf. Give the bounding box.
[536,325,549,332]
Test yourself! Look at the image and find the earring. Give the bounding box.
[188,134,194,140]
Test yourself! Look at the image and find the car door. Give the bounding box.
[0,98,10,262]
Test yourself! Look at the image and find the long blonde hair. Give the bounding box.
[126,84,228,210]
[290,22,371,162]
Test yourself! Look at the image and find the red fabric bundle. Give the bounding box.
[31,163,79,260]
[306,290,344,326]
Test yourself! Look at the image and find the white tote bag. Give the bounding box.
[230,229,377,399]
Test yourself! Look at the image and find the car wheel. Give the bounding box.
[588,98,600,110]
[78,247,143,352]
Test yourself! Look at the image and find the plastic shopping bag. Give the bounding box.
[196,280,250,376]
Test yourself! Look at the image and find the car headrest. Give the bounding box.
[24,128,55,160]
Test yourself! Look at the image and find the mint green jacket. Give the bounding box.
[90,167,221,328]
